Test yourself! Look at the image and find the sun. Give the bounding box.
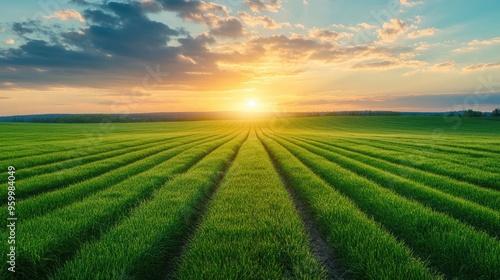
[247,99,257,108]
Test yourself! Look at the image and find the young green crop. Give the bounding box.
[264,130,500,279]
[51,129,249,280]
[257,128,439,280]
[0,117,498,279]
[12,134,216,200]
[174,129,327,279]
[349,137,500,174]
[291,134,500,211]
[281,135,500,237]
[15,136,184,179]
[10,133,227,221]
[1,133,237,279]
[0,135,155,162]
[337,137,500,190]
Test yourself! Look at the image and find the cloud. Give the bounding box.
[308,28,340,42]
[351,59,424,69]
[209,17,245,38]
[156,0,229,23]
[463,62,500,71]
[453,37,500,52]
[378,18,408,42]
[12,21,36,36]
[358,23,377,30]
[155,0,244,38]
[400,0,423,7]
[226,34,414,65]
[0,1,247,91]
[238,12,288,29]
[432,61,455,71]
[352,60,397,69]
[469,37,500,46]
[43,9,85,22]
[408,28,436,39]
[243,0,281,13]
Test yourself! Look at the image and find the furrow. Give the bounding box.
[49,129,248,280]
[263,129,500,279]
[2,133,237,280]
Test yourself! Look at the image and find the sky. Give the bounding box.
[1,0,500,115]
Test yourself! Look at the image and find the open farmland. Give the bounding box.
[1,116,499,279]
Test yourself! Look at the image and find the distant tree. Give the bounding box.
[463,109,483,118]
[493,108,500,117]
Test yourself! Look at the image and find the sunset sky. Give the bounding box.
[1,0,500,115]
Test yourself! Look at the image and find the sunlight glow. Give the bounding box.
[247,100,256,108]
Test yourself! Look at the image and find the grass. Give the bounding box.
[51,129,249,280]
[257,128,439,280]
[9,133,226,220]
[281,135,500,237]
[174,128,327,279]
[0,116,498,279]
[2,132,237,279]
[263,129,500,279]
[291,134,500,211]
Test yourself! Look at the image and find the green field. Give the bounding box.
[1,116,499,279]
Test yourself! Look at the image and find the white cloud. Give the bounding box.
[464,62,500,71]
[469,37,500,46]
[244,0,281,13]
[453,37,500,52]
[400,0,423,7]
[238,12,289,30]
[378,18,409,42]
[408,28,437,39]
[295,24,305,29]
[358,23,377,30]
[432,61,455,71]
[43,9,84,22]
[309,28,340,42]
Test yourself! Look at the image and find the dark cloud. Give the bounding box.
[209,18,244,38]
[155,0,244,38]
[1,40,110,68]
[0,1,245,90]
[12,22,35,35]
[82,2,180,60]
[83,9,119,25]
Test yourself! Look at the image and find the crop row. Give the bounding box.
[262,128,500,279]
[303,135,500,191]
[280,135,500,237]
[9,133,230,221]
[0,132,238,279]
[50,129,249,279]
[293,135,500,212]
[174,129,326,279]
[10,133,220,200]
[15,135,189,180]
[257,129,438,279]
